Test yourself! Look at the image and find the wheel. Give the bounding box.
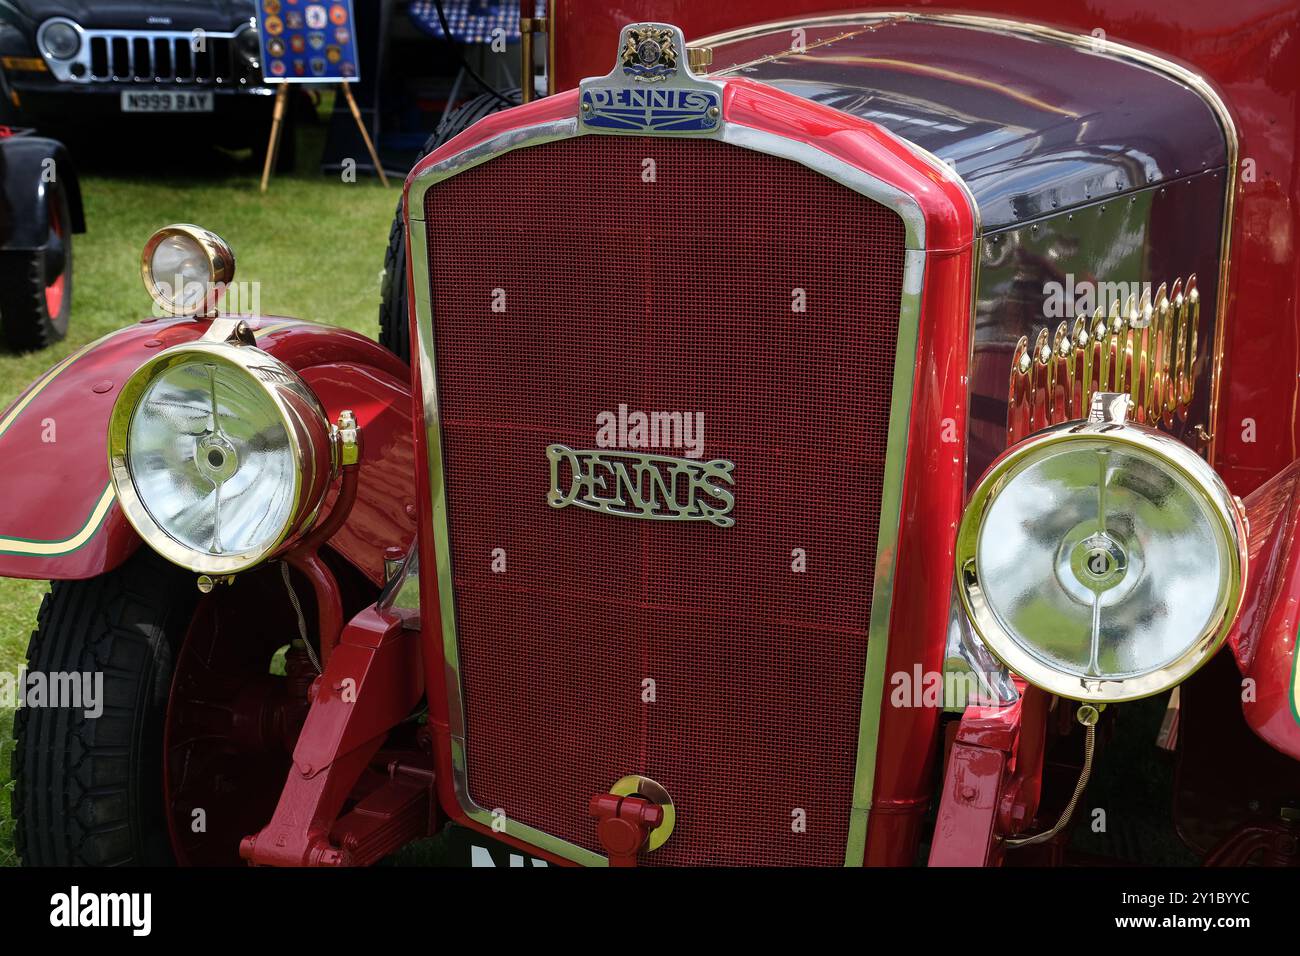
[379,88,520,363]
[11,551,196,865]
[11,550,310,866]
[0,180,72,351]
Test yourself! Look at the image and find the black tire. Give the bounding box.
[379,89,520,362]
[11,550,197,866]
[0,181,72,351]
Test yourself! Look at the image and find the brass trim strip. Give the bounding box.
[0,342,100,441]
[0,328,132,557]
[845,245,926,862]
[695,11,1238,465]
[0,485,114,556]
[713,25,878,76]
[1291,618,1300,730]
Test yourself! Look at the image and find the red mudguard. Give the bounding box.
[0,315,416,584]
[1227,460,1300,760]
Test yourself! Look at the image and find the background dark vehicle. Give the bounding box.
[0,125,82,349]
[0,0,276,154]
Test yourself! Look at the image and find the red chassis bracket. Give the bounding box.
[240,606,428,867]
[1225,459,1300,760]
[928,683,1050,866]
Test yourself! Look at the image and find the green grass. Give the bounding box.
[0,97,400,864]
[0,708,14,867]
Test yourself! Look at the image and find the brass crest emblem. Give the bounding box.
[546,445,735,527]
[580,22,720,133]
[621,25,678,83]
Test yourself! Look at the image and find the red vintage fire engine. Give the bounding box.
[2,1,1299,868]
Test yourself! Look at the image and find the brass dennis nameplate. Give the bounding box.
[546,445,735,528]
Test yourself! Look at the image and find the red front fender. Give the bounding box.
[1227,459,1300,760]
[0,316,416,584]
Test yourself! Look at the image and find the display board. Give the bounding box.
[255,0,387,190]
[256,0,361,83]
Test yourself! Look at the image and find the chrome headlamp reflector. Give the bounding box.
[108,328,335,574]
[37,18,81,60]
[956,406,1246,702]
[141,224,235,317]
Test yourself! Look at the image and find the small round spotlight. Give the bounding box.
[141,224,235,317]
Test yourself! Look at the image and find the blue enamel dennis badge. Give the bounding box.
[579,23,721,134]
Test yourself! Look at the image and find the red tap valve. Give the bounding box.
[589,793,664,867]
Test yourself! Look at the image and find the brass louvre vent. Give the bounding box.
[1008,276,1201,444]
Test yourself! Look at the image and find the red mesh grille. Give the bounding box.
[425,135,905,866]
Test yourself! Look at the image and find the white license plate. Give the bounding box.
[120,91,213,113]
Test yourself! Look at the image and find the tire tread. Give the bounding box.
[11,551,194,866]
[0,253,55,352]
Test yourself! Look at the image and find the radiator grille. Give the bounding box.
[425,134,906,865]
[84,32,234,83]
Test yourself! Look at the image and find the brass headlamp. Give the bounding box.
[955,394,1247,703]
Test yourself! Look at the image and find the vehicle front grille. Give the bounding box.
[424,134,906,866]
[57,30,239,84]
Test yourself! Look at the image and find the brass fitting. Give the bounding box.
[688,46,713,73]
[335,410,360,468]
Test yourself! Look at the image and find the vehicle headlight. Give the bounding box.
[955,394,1246,703]
[108,322,337,575]
[37,19,81,60]
[141,224,235,318]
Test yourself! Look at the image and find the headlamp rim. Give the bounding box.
[108,338,332,575]
[140,224,236,318]
[955,419,1247,703]
[36,17,82,60]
